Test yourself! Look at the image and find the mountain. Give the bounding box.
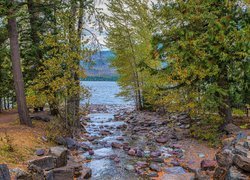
[82,50,118,81]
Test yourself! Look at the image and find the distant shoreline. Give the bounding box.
[82,76,119,81]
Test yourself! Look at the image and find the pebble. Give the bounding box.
[35,149,45,156]
[125,165,135,171]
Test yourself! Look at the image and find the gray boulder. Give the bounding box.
[216,149,234,168]
[49,146,68,168]
[227,166,250,180]
[65,138,77,149]
[28,156,55,172]
[233,154,250,172]
[46,167,74,180]
[0,164,11,180]
[10,168,31,180]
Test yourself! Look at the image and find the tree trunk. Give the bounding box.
[8,1,32,126]
[218,71,233,125]
[0,98,2,113]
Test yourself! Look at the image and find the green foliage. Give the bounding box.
[190,115,224,147]
[232,108,245,117]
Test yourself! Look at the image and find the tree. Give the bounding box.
[106,0,155,110]
[152,0,250,125]
[7,0,32,126]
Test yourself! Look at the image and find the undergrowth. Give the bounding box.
[190,115,224,147]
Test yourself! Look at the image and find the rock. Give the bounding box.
[170,160,180,166]
[200,159,217,171]
[136,161,148,168]
[136,150,144,157]
[100,130,111,136]
[149,163,161,172]
[198,153,205,158]
[88,150,94,156]
[114,157,120,163]
[125,165,135,171]
[222,137,235,147]
[194,169,210,180]
[116,136,124,141]
[55,136,66,145]
[224,123,241,134]
[148,172,158,177]
[49,167,74,180]
[128,149,136,156]
[65,137,77,150]
[215,149,234,168]
[81,166,92,179]
[79,143,91,151]
[165,167,186,174]
[150,151,161,157]
[152,158,164,163]
[156,137,168,143]
[227,166,250,180]
[213,167,227,180]
[111,142,122,149]
[28,156,55,171]
[36,149,46,156]
[49,146,68,168]
[234,144,250,158]
[30,114,51,122]
[10,168,31,180]
[233,154,250,172]
[66,161,83,178]
[87,136,96,141]
[0,164,11,180]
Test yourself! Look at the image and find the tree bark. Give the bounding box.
[0,98,2,113]
[8,0,32,126]
[218,71,233,125]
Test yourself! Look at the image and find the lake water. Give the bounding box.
[81,81,131,105]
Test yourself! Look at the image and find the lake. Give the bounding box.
[81,81,131,105]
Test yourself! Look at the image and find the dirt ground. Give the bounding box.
[0,110,52,169]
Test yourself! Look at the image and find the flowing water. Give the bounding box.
[80,81,142,180]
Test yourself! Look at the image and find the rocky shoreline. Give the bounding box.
[1,105,249,180]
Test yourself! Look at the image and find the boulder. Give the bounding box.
[80,166,92,179]
[49,146,68,168]
[48,167,74,180]
[0,164,11,180]
[10,168,31,180]
[194,169,210,180]
[213,167,227,180]
[28,156,55,172]
[65,137,77,150]
[227,166,250,180]
[233,154,250,172]
[200,160,217,171]
[224,123,241,134]
[215,149,234,168]
[55,136,66,146]
[234,144,250,158]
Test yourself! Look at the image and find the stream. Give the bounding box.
[81,81,141,179]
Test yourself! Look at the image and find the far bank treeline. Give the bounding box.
[105,0,250,132]
[0,0,98,133]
